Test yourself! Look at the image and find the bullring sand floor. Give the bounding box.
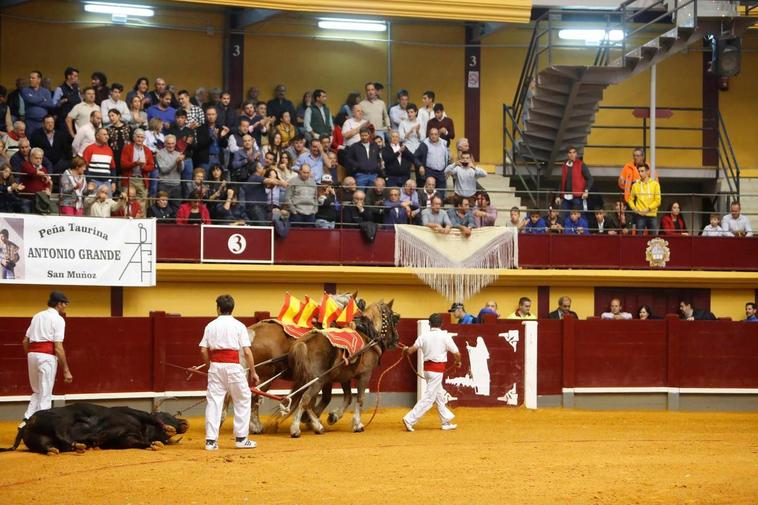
[1,408,757,504]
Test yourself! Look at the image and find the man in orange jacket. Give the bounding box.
[618,147,645,202]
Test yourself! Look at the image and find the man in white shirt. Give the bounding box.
[721,201,753,237]
[417,90,440,138]
[72,110,102,156]
[100,83,130,126]
[199,294,259,451]
[66,87,99,138]
[342,104,369,147]
[389,90,409,131]
[600,298,633,320]
[402,313,461,431]
[21,291,73,421]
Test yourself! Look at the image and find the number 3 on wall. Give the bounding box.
[232,44,241,57]
[469,55,477,68]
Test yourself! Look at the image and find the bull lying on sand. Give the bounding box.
[1,403,189,455]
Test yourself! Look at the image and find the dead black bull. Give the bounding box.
[0,403,189,455]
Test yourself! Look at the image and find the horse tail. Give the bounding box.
[289,339,311,387]
[0,421,26,452]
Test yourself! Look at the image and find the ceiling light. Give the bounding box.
[558,29,624,45]
[317,18,386,32]
[84,2,154,18]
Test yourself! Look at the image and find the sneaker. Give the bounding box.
[441,423,457,431]
[235,439,257,449]
[402,418,414,432]
[205,441,219,451]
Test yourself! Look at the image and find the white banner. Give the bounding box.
[0,213,156,287]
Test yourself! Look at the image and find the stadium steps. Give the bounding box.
[733,177,758,232]
[478,166,525,226]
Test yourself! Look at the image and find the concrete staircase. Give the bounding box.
[734,178,758,231]
[478,167,524,226]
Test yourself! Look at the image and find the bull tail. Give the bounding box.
[0,420,26,452]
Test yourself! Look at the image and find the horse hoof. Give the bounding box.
[290,432,301,439]
[150,441,164,451]
[47,447,60,456]
[73,443,87,453]
[327,413,339,425]
[354,425,365,433]
[314,426,325,435]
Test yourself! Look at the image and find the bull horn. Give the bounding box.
[153,396,175,413]
[167,435,183,445]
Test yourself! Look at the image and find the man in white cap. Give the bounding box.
[22,291,73,421]
[199,294,259,450]
[402,313,461,432]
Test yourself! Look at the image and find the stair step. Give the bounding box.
[523,116,560,130]
[532,92,567,107]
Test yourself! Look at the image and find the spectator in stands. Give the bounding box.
[360,82,390,141]
[628,163,660,234]
[523,210,547,233]
[217,188,250,225]
[383,130,415,188]
[277,152,294,182]
[601,298,632,320]
[383,187,413,225]
[285,164,318,226]
[52,67,81,134]
[421,195,452,234]
[215,92,237,128]
[507,297,536,320]
[508,207,526,230]
[444,152,486,199]
[285,135,308,164]
[417,176,438,210]
[342,189,373,227]
[82,128,115,193]
[399,104,422,154]
[194,108,230,170]
[90,72,109,105]
[346,127,382,189]
[276,110,296,148]
[563,209,589,235]
[592,208,618,235]
[477,300,500,321]
[250,102,273,147]
[295,91,312,131]
[177,90,205,128]
[3,121,26,158]
[22,71,54,135]
[113,185,144,219]
[549,296,578,320]
[614,200,632,235]
[418,90,437,138]
[144,117,165,155]
[679,300,716,321]
[267,84,296,122]
[10,138,41,173]
[206,164,229,212]
[389,89,409,131]
[7,78,26,124]
[30,115,70,176]
[619,147,644,203]
[315,174,339,229]
[264,131,284,166]
[448,196,476,237]
[304,89,332,141]
[176,190,211,224]
[637,305,658,320]
[147,191,176,221]
[400,179,421,223]
[168,110,196,191]
[85,182,126,217]
[0,87,9,133]
[264,167,287,216]
[415,128,450,190]
[156,134,183,205]
[244,163,271,224]
[721,201,753,237]
[340,92,361,118]
[246,86,260,106]
[59,157,91,216]
[146,91,177,131]
[127,76,149,107]
[72,110,102,157]
[106,110,130,176]
[120,129,153,208]
[101,83,130,125]
[744,302,758,322]
[227,117,252,155]
[0,141,7,168]
[0,163,31,213]
[473,191,497,227]
[426,103,455,144]
[559,147,592,212]
[146,78,177,109]
[449,302,476,324]
[294,139,328,183]
[184,167,209,203]
[127,94,147,132]
[239,101,255,125]
[20,147,52,198]
[366,177,387,223]
[701,213,732,237]
[660,201,688,235]
[66,87,99,138]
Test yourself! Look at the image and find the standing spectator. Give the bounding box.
[127,94,147,132]
[383,187,413,225]
[239,101,255,125]
[721,201,753,237]
[168,110,196,191]
[359,82,390,141]
[601,298,633,320]
[549,296,578,319]
[215,91,237,129]
[207,164,229,214]
[52,67,81,135]
[449,303,476,324]
[177,90,205,128]
[285,164,318,226]
[146,78,178,109]
[276,110,296,148]
[447,197,476,237]
[126,77,149,107]
[315,174,339,229]
[507,297,536,320]
[245,86,260,105]
[399,104,422,154]
[58,157,91,216]
[120,129,154,209]
[72,110,102,157]
[523,210,547,234]
[294,139,328,183]
[90,72,109,105]
[100,83,130,125]
[217,187,251,225]
[106,110,130,176]
[383,131,415,188]
[227,117,252,154]
[175,190,211,224]
[267,84,296,121]
[147,190,177,221]
[0,86,12,133]
[85,183,126,217]
[744,302,758,322]
[414,128,450,190]
[444,152,486,199]
[628,163,660,234]
[679,300,716,321]
[194,108,230,170]
[285,135,308,163]
[144,117,166,155]
[339,92,361,118]
[30,115,71,176]
[701,213,732,237]
[22,71,54,135]
[304,89,332,141]
[66,87,99,138]
[277,152,294,182]
[155,134,184,205]
[0,163,31,213]
[563,209,589,235]
[426,103,455,144]
[82,128,115,192]
[244,164,269,224]
[342,104,369,148]
[346,128,382,189]
[146,91,177,131]
[418,90,438,138]
[421,195,452,234]
[230,134,260,201]
[660,201,688,235]
[473,191,497,227]
[619,148,644,203]
[559,146,592,212]
[264,131,284,165]
[8,78,27,124]
[389,90,410,131]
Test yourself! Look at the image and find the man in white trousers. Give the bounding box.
[22,291,74,422]
[199,294,259,451]
[402,313,461,431]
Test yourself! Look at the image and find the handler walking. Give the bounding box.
[23,291,74,420]
[402,313,461,432]
[199,294,259,451]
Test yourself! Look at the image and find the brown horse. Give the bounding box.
[283,299,400,437]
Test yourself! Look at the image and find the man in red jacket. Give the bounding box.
[559,146,593,213]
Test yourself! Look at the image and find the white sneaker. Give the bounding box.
[402,418,414,432]
[235,439,257,449]
[441,423,457,431]
[205,441,218,451]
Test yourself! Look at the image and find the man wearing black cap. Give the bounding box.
[449,302,476,324]
[21,291,73,421]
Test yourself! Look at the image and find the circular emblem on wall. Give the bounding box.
[227,234,247,255]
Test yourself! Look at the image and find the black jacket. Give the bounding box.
[193,123,230,166]
[341,204,374,227]
[549,309,579,320]
[346,142,382,176]
[382,145,415,180]
[681,309,716,321]
[30,128,72,166]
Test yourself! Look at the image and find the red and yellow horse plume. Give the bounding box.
[278,293,303,325]
[318,292,343,327]
[335,296,360,326]
[293,295,320,328]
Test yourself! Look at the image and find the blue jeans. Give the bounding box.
[315,218,335,229]
[635,215,658,233]
[148,169,159,197]
[427,169,446,191]
[561,196,585,212]
[386,175,409,188]
[355,173,378,190]
[289,213,316,227]
[181,159,194,197]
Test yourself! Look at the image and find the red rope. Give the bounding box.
[364,352,406,428]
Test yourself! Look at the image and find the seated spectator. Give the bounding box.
[721,201,753,237]
[346,127,382,189]
[230,134,260,195]
[339,175,357,203]
[400,179,421,223]
[285,135,308,163]
[112,185,144,219]
[601,298,633,320]
[184,167,209,203]
[549,296,578,320]
[176,190,211,224]
[0,163,31,213]
[614,200,632,235]
[144,117,165,153]
[277,152,294,182]
[418,176,439,210]
[342,189,373,227]
[264,131,285,165]
[59,157,91,216]
[508,206,526,230]
[449,302,476,324]
[701,213,732,237]
[20,147,53,197]
[3,121,26,158]
[660,201,688,235]
[285,164,318,226]
[383,187,413,226]
[563,209,589,235]
[366,176,387,223]
[0,140,9,167]
[227,117,252,154]
[421,195,452,234]
[147,190,177,221]
[216,188,250,225]
[447,196,476,237]
[85,183,126,217]
[744,302,758,322]
[507,297,536,320]
[444,152,486,199]
[473,191,497,227]
[426,103,455,144]
[628,163,660,234]
[30,115,71,176]
[637,304,658,320]
[592,208,619,235]
[155,134,184,205]
[679,300,716,321]
[315,174,339,229]
[72,110,102,156]
[383,130,415,188]
[294,139,327,183]
[523,210,547,234]
[476,300,500,322]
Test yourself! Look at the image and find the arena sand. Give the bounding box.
[1,407,757,504]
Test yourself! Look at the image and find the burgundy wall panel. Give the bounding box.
[549,235,622,268]
[594,287,711,319]
[536,320,563,395]
[157,224,201,262]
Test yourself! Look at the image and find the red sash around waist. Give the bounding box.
[209,349,240,363]
[424,361,447,373]
[28,342,55,355]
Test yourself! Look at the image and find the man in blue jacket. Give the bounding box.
[22,71,54,136]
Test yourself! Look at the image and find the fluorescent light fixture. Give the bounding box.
[558,29,624,45]
[317,18,386,32]
[84,2,154,18]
